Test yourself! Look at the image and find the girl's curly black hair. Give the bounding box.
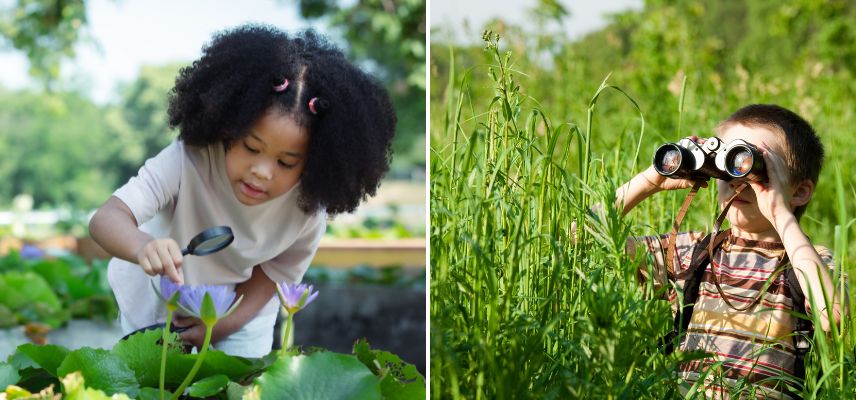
[167,24,396,216]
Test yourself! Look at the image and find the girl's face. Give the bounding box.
[225,110,308,206]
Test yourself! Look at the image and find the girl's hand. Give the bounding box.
[173,315,207,349]
[135,238,184,284]
[747,146,792,224]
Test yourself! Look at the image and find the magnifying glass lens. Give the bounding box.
[728,150,753,176]
[195,235,233,253]
[659,149,681,174]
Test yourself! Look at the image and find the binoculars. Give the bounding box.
[653,137,766,181]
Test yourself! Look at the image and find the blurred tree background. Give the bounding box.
[0,0,425,210]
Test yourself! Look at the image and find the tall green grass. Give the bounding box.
[430,34,856,399]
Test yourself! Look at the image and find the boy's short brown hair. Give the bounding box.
[716,104,824,218]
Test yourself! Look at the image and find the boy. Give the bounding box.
[617,104,847,398]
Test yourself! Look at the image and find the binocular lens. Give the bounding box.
[725,146,763,178]
[656,148,682,175]
[728,149,754,176]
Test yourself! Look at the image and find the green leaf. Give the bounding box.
[137,386,171,400]
[56,348,139,398]
[375,352,425,400]
[0,274,29,310]
[252,352,380,400]
[186,349,258,383]
[0,303,17,328]
[111,328,182,388]
[353,339,425,400]
[187,374,229,398]
[15,343,69,377]
[0,272,62,310]
[0,362,20,388]
[61,371,133,400]
[113,328,260,389]
[226,381,250,400]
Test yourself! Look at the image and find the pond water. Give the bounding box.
[0,319,124,360]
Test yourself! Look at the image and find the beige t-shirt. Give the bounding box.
[108,140,326,330]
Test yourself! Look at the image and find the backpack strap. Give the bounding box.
[658,181,746,354]
[660,230,730,354]
[783,260,812,381]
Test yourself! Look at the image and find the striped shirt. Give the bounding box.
[637,231,838,399]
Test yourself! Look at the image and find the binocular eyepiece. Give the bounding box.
[653,137,765,182]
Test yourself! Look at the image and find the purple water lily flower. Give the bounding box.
[277,282,319,314]
[160,275,181,301]
[178,284,236,319]
[20,244,44,260]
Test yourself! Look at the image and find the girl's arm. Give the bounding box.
[176,264,277,347]
[89,196,184,284]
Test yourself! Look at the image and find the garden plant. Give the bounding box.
[0,275,425,399]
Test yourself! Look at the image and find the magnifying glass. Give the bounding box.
[119,226,234,343]
[181,226,234,256]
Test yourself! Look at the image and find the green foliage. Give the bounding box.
[56,348,140,398]
[61,371,132,400]
[430,15,856,397]
[252,352,380,399]
[0,272,67,328]
[15,344,69,377]
[354,339,426,399]
[109,63,185,182]
[0,0,87,85]
[0,363,20,389]
[0,90,119,208]
[187,374,229,398]
[2,332,423,398]
[0,253,116,326]
[298,0,427,173]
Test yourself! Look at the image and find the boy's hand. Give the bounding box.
[641,165,708,192]
[746,146,792,223]
[135,238,184,284]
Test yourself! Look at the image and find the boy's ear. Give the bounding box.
[790,179,815,208]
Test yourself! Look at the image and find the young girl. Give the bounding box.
[89,24,395,357]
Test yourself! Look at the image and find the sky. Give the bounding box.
[430,0,643,42]
[0,0,326,104]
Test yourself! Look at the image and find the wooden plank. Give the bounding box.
[311,238,426,268]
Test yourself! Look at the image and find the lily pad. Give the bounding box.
[253,352,380,400]
[62,371,133,400]
[14,344,69,377]
[354,339,425,400]
[57,348,139,398]
[0,362,20,388]
[111,328,182,388]
[188,374,230,398]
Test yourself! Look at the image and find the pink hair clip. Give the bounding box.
[308,97,319,114]
[273,78,289,92]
